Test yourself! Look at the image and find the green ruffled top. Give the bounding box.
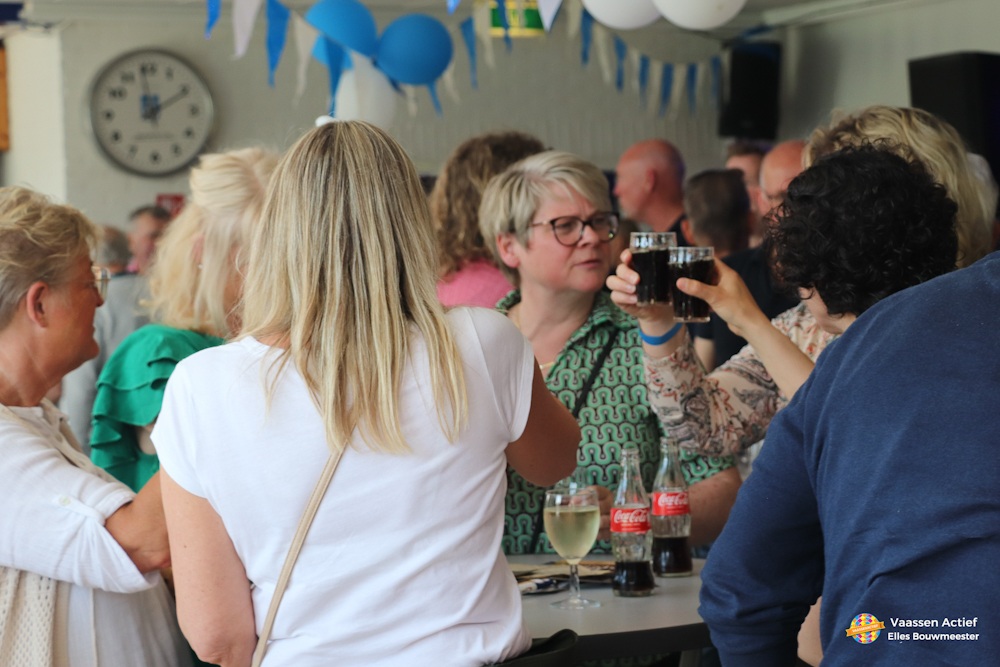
[90,324,224,492]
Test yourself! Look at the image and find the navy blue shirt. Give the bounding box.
[699,252,1000,666]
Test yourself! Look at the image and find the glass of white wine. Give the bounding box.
[544,487,601,609]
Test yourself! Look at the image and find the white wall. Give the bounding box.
[6,5,730,226]
[3,29,67,200]
[780,0,1000,140]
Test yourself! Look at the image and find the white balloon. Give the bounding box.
[582,0,660,30]
[653,0,747,30]
[335,54,398,130]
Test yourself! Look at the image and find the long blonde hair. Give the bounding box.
[148,147,279,336]
[240,122,467,455]
[806,106,994,268]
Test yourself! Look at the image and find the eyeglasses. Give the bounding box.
[89,267,110,301]
[531,212,619,247]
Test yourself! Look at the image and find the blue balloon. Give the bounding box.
[376,14,453,86]
[305,0,378,57]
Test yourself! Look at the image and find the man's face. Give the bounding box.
[613,159,649,221]
[127,213,169,274]
[758,164,802,221]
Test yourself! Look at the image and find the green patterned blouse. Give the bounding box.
[497,290,735,555]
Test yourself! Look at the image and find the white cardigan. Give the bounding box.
[0,400,190,667]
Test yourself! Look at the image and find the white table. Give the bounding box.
[509,555,711,663]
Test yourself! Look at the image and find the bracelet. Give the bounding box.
[639,323,682,346]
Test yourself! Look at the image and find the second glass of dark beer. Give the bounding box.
[629,232,676,305]
[669,247,715,323]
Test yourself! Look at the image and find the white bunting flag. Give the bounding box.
[592,24,612,86]
[292,14,319,105]
[473,0,496,69]
[566,0,583,39]
[647,59,663,118]
[630,49,641,94]
[442,60,461,104]
[537,0,562,31]
[232,0,264,59]
[403,84,419,117]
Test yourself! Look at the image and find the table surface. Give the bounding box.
[509,554,712,659]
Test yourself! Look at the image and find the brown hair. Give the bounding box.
[726,141,768,159]
[684,169,750,254]
[431,131,545,277]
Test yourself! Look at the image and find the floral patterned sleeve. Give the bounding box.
[644,304,836,458]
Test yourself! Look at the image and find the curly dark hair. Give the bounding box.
[430,131,546,277]
[764,144,958,317]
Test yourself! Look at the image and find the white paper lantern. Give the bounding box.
[653,0,747,30]
[335,54,398,130]
[582,0,660,31]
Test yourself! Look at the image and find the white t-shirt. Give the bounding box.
[0,401,191,667]
[153,307,536,667]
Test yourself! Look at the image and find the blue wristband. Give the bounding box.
[639,323,682,346]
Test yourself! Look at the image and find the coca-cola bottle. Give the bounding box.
[651,436,693,577]
[611,445,655,597]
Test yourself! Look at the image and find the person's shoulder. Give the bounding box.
[171,337,260,382]
[449,306,520,341]
[721,246,760,272]
[116,324,220,357]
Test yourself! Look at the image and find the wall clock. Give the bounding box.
[88,49,214,177]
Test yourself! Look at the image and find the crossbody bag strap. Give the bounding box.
[251,446,347,667]
[528,331,618,554]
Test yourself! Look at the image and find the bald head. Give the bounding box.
[615,140,686,229]
[759,139,806,219]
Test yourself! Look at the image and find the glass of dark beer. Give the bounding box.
[669,247,715,323]
[629,232,677,305]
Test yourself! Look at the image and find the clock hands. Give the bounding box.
[156,85,189,113]
[141,85,189,126]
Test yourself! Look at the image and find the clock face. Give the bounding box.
[89,50,214,177]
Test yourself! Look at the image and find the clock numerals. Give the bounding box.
[120,71,135,84]
[184,127,195,139]
[172,143,182,156]
[102,110,114,121]
[108,87,127,99]
[150,151,161,164]
[165,67,174,80]
[140,62,157,76]
[128,145,138,158]
[110,131,121,143]
[190,105,199,117]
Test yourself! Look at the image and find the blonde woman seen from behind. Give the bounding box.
[155,122,579,667]
[89,148,278,492]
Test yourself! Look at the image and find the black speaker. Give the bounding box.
[719,42,781,141]
[909,52,1000,179]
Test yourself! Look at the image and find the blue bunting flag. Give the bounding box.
[614,36,626,92]
[460,17,478,89]
[204,0,221,38]
[266,0,291,87]
[659,63,674,116]
[639,55,650,107]
[580,9,594,65]
[686,62,697,114]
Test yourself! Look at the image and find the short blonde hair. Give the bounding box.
[0,187,97,331]
[479,151,611,286]
[240,121,467,457]
[148,147,279,336]
[806,106,994,268]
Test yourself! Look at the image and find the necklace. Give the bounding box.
[512,305,556,371]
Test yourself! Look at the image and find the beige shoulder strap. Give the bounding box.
[251,447,346,667]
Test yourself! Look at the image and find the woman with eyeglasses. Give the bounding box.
[0,187,190,666]
[479,151,741,555]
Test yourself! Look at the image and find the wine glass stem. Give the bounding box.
[569,563,581,602]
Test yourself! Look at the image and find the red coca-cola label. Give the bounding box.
[611,507,650,533]
[652,491,690,516]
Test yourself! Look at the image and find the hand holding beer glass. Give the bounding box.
[543,487,601,609]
